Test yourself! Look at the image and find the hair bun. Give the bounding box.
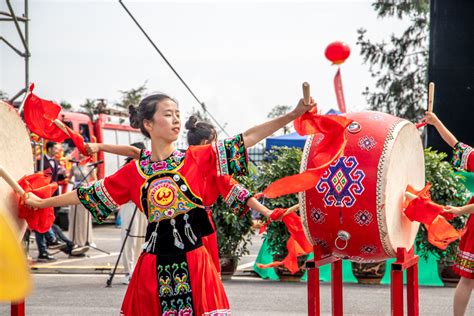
[128,105,140,129]
[185,115,198,131]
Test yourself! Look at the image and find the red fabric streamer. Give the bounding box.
[425,215,466,250]
[17,172,58,233]
[333,68,346,113]
[404,184,443,225]
[263,108,352,198]
[403,184,464,249]
[257,208,312,274]
[23,84,89,156]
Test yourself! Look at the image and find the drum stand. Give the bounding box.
[306,246,343,316]
[391,247,419,316]
[306,246,419,316]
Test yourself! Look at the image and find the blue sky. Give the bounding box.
[1,0,410,138]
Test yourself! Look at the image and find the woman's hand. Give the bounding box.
[261,208,272,219]
[23,192,45,209]
[291,97,317,118]
[444,205,465,215]
[85,143,100,155]
[421,111,440,126]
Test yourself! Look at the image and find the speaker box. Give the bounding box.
[427,0,474,155]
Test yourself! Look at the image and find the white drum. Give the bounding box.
[0,101,34,237]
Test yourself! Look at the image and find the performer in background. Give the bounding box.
[119,142,148,285]
[422,111,474,316]
[68,151,97,247]
[24,92,315,315]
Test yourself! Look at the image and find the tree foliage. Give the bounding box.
[255,147,302,257]
[60,100,72,110]
[357,0,429,120]
[0,90,8,101]
[116,82,147,109]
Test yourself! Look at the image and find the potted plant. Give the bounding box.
[415,148,470,286]
[212,174,255,278]
[255,147,307,280]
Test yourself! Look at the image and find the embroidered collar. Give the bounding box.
[138,149,186,176]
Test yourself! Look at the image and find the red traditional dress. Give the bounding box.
[451,142,474,279]
[77,135,252,315]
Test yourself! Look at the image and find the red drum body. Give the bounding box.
[300,111,424,262]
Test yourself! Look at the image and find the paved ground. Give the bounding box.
[1,224,471,315]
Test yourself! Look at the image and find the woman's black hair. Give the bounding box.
[129,93,178,138]
[185,115,216,145]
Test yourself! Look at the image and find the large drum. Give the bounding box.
[299,111,424,262]
[0,100,33,237]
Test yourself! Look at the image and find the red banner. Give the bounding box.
[334,68,347,113]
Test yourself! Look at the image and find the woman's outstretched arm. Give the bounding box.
[422,111,458,148]
[246,197,272,218]
[86,143,141,159]
[242,97,316,148]
[25,190,80,209]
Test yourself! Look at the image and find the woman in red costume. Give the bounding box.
[423,111,474,316]
[25,92,315,316]
[87,115,273,275]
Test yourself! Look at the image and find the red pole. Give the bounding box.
[331,259,343,316]
[11,301,25,316]
[407,258,419,316]
[307,263,320,316]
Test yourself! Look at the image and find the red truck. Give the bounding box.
[58,111,147,180]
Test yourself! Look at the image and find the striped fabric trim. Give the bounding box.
[94,180,120,210]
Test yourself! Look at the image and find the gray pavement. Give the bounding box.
[0,224,471,315]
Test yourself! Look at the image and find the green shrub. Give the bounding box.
[255,147,302,257]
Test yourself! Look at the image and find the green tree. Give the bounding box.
[0,90,8,101]
[116,82,147,110]
[80,98,98,116]
[60,100,72,110]
[357,0,429,121]
[189,107,210,123]
[267,105,292,134]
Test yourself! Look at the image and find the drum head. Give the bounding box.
[0,101,33,236]
[381,121,423,255]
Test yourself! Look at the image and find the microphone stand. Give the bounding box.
[72,161,110,255]
[106,205,144,287]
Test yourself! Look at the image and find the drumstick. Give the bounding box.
[0,166,26,196]
[53,119,71,136]
[404,191,418,200]
[415,82,436,129]
[428,82,435,113]
[302,82,310,105]
[283,203,300,217]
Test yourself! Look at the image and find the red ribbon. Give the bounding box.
[17,172,58,233]
[263,108,352,198]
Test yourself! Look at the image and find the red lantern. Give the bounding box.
[325,41,350,65]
